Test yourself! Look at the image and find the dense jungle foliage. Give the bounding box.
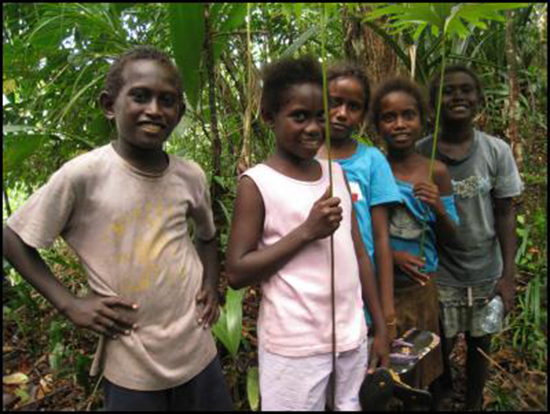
[3,3,547,411]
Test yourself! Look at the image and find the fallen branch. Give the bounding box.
[82,374,104,411]
[13,385,71,411]
[477,346,546,410]
[487,361,531,410]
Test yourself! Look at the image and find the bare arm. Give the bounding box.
[351,209,389,368]
[3,225,137,338]
[370,204,396,340]
[225,177,342,289]
[493,197,517,315]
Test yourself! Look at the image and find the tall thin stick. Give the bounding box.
[320,4,336,409]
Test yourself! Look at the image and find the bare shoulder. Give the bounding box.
[238,175,262,197]
[225,175,266,274]
[432,160,453,195]
[234,175,265,223]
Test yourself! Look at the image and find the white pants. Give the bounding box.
[259,338,368,411]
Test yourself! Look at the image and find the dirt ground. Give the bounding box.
[2,276,547,411]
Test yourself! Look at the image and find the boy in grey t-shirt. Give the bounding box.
[3,46,232,410]
[416,66,522,410]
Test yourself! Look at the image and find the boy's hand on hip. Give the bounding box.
[64,292,138,339]
[196,285,220,328]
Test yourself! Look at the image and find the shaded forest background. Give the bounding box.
[2,3,547,411]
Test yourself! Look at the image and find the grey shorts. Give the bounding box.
[438,280,502,338]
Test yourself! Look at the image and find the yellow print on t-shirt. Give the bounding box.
[105,199,186,294]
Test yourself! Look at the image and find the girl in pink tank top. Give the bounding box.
[225,56,389,411]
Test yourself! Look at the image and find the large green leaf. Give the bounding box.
[168,3,205,110]
[27,14,69,50]
[446,3,528,38]
[57,75,103,123]
[247,366,260,411]
[280,24,320,59]
[365,3,529,39]
[364,4,444,30]
[3,133,46,179]
[211,287,244,358]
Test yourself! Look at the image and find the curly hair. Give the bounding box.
[428,65,484,109]
[260,55,323,117]
[104,45,184,111]
[327,62,371,115]
[371,76,429,133]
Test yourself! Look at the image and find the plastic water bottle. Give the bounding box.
[481,295,504,334]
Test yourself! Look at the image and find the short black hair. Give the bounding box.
[428,64,484,109]
[327,62,371,115]
[371,76,428,133]
[261,55,323,117]
[104,45,185,112]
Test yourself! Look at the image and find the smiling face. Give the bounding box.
[266,83,325,162]
[328,76,366,142]
[440,71,480,124]
[378,91,422,151]
[102,59,183,151]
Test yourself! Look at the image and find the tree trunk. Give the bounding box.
[505,10,523,169]
[342,5,401,84]
[204,5,224,227]
[239,17,253,175]
[342,4,402,147]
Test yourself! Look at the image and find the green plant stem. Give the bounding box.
[418,35,446,261]
[320,13,333,194]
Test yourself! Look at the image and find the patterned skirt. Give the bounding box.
[394,276,443,389]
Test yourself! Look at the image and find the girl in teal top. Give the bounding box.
[371,77,459,401]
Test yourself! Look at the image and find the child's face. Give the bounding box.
[378,91,422,151]
[440,71,479,124]
[105,59,183,150]
[328,77,366,141]
[267,83,324,161]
